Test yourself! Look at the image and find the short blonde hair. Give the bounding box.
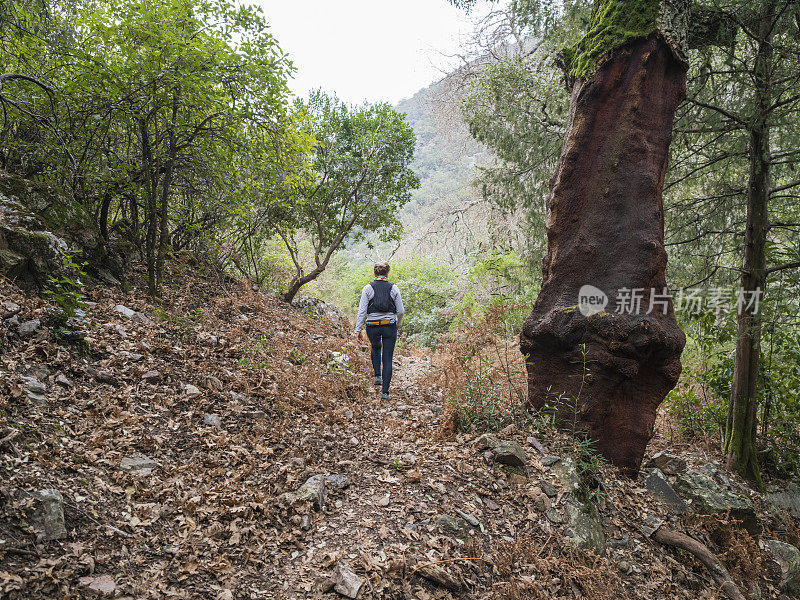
[374,262,390,277]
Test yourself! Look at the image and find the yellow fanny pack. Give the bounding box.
[366,320,395,326]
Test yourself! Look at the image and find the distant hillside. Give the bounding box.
[342,73,493,267]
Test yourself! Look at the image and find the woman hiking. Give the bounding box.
[354,262,405,400]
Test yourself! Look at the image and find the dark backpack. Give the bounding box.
[368,279,396,313]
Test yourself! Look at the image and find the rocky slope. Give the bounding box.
[1,265,800,599]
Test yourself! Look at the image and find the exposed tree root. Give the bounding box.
[651,526,745,600]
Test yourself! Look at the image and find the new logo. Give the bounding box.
[578,285,608,316]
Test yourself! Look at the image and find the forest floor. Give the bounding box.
[1,262,798,599]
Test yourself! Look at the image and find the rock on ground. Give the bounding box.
[333,561,363,598]
[26,488,67,540]
[114,305,136,319]
[119,453,158,475]
[766,481,800,520]
[493,441,527,469]
[16,318,41,338]
[78,574,116,597]
[434,514,471,539]
[203,413,222,428]
[475,434,527,468]
[765,539,800,594]
[645,469,690,515]
[673,469,760,535]
[281,474,327,511]
[564,499,605,555]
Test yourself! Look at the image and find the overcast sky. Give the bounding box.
[254,0,492,105]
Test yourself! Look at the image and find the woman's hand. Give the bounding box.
[356,331,365,343]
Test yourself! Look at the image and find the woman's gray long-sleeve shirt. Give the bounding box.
[354,282,404,333]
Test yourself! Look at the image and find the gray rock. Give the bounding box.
[324,474,351,490]
[646,450,687,475]
[333,562,363,598]
[96,268,120,286]
[434,514,470,538]
[541,481,558,498]
[645,469,690,514]
[20,376,47,404]
[565,499,605,555]
[454,508,480,527]
[16,318,41,338]
[183,383,201,397]
[27,488,67,540]
[78,574,116,596]
[293,296,350,331]
[484,497,500,511]
[0,174,107,270]
[55,373,73,388]
[551,456,580,492]
[114,305,136,319]
[674,470,760,535]
[493,441,527,469]
[0,184,73,291]
[608,532,630,547]
[2,300,21,318]
[294,475,327,510]
[87,367,117,385]
[541,455,561,467]
[766,481,800,520]
[203,413,222,428]
[474,433,500,451]
[475,433,528,468]
[132,312,151,324]
[765,539,800,594]
[119,453,158,475]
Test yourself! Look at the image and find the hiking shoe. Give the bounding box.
[381,392,390,400]
[374,377,382,386]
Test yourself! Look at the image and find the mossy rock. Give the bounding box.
[0,172,104,264]
[0,172,108,290]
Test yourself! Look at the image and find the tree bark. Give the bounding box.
[282,265,325,304]
[155,89,179,292]
[520,30,688,476]
[99,191,112,241]
[139,117,159,297]
[724,1,775,490]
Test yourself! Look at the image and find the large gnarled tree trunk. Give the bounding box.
[521,0,690,476]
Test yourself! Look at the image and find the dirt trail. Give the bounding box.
[269,352,447,594]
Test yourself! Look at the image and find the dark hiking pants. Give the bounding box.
[365,323,397,395]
